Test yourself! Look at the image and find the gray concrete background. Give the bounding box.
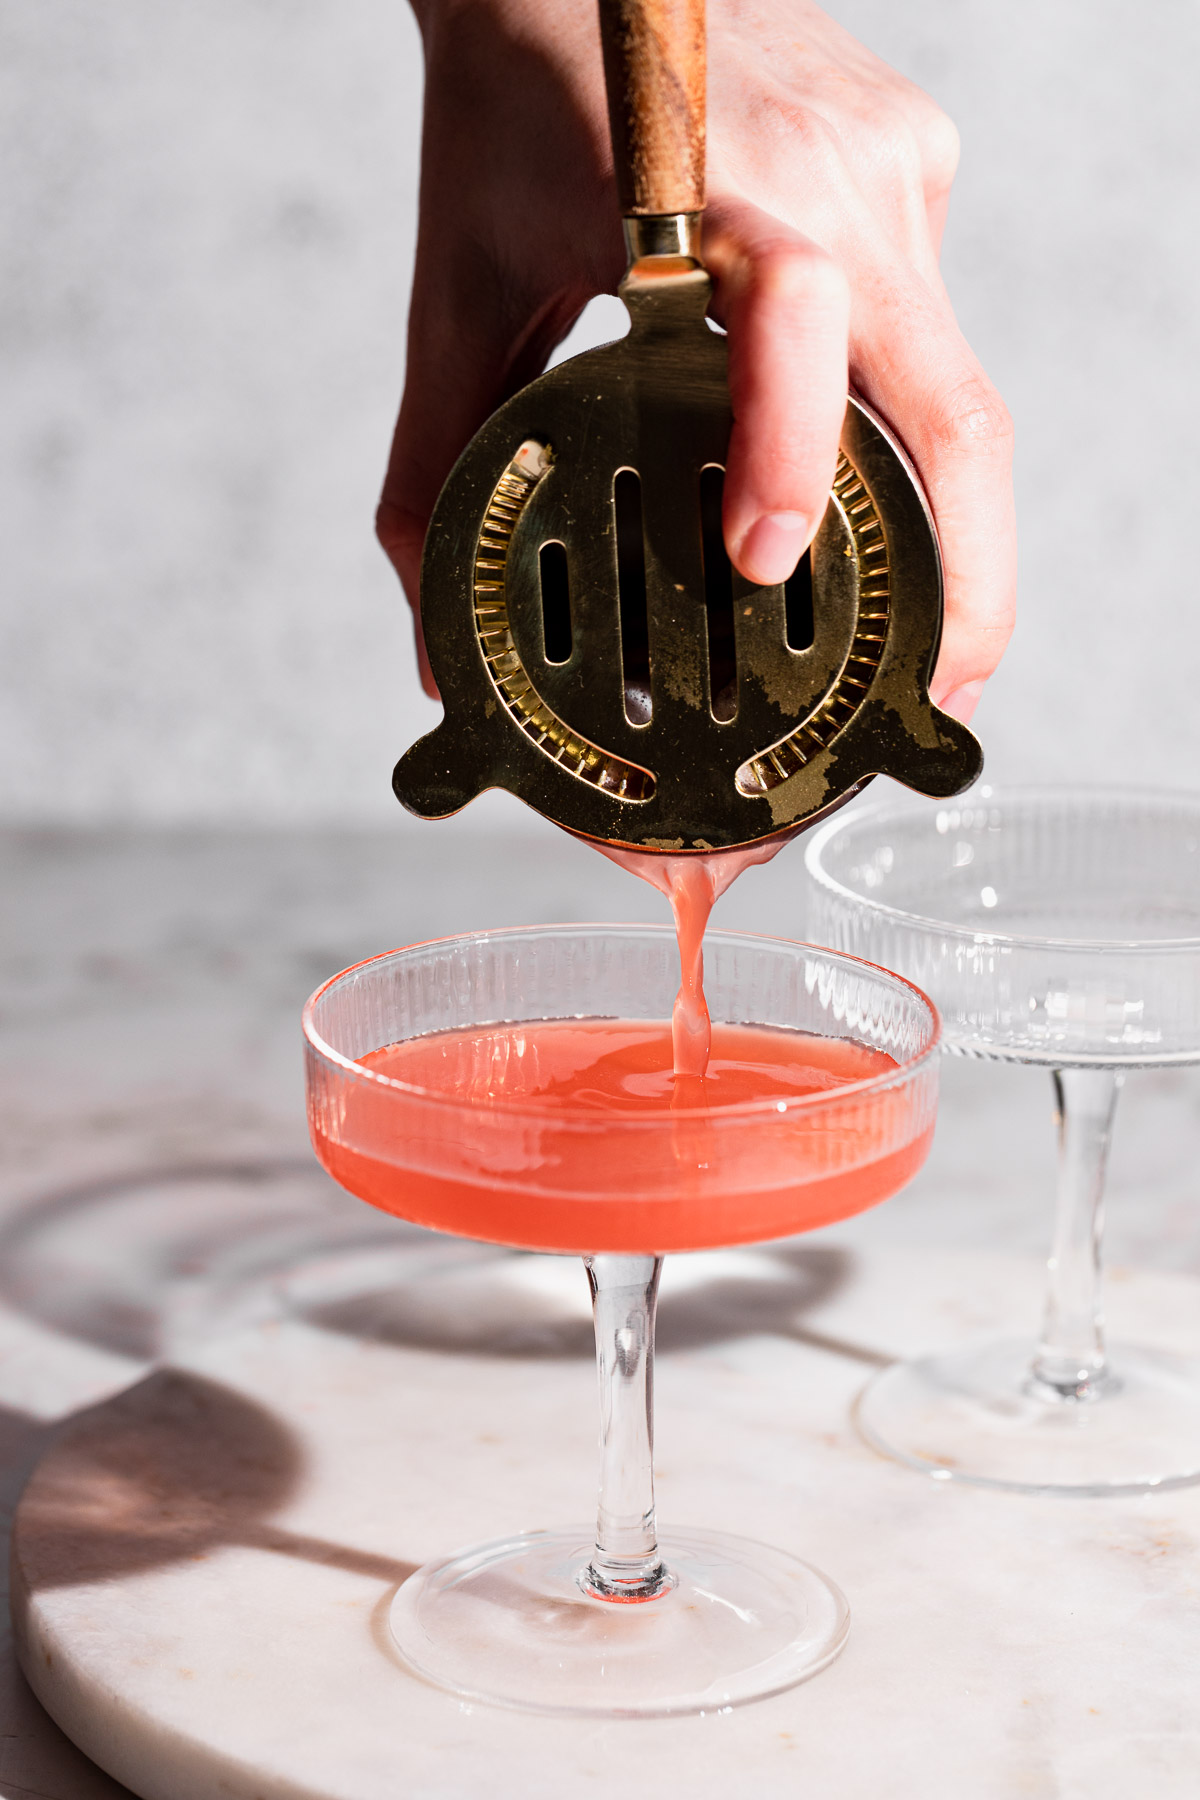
[3,1,1200,825]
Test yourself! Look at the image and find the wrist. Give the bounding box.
[408,0,549,43]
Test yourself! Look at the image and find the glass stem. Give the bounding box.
[581,1253,674,1602]
[1032,1068,1124,1400]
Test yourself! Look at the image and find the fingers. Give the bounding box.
[852,278,1016,719]
[884,87,960,260]
[703,199,850,587]
[377,254,584,698]
[704,178,1012,716]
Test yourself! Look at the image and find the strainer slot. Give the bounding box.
[699,465,738,723]
[538,540,573,665]
[784,549,815,652]
[614,469,652,726]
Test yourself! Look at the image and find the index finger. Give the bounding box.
[704,199,851,587]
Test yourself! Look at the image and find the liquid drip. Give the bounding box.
[596,842,789,1083]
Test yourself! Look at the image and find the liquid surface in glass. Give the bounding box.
[365,1017,887,1109]
[311,1017,927,1253]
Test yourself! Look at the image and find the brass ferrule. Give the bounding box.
[622,213,703,265]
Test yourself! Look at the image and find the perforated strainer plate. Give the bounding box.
[394,257,980,851]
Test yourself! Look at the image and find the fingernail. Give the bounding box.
[737,512,811,586]
[936,679,985,725]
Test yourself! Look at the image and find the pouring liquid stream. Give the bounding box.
[596,840,789,1092]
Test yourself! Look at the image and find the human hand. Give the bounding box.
[379,0,1015,721]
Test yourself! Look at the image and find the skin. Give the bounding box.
[379,0,1016,721]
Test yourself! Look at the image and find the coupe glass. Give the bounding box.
[805,785,1200,1495]
[303,923,938,1716]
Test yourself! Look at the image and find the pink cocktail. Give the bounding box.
[304,923,939,1716]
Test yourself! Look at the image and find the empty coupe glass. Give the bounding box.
[806,785,1200,1495]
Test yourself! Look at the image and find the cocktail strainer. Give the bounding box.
[393,0,982,853]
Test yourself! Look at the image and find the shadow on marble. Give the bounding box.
[14,1368,419,1596]
[1,1401,139,1799]
[298,1242,892,1369]
[0,1401,50,1488]
[0,1156,423,1360]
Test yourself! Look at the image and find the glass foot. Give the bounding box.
[857,1337,1200,1495]
[389,1526,849,1717]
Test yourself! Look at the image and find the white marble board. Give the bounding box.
[11,1243,1200,1800]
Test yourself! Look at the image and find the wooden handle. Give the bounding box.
[598,0,706,216]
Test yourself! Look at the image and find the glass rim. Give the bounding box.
[301,921,941,1125]
[804,782,1200,954]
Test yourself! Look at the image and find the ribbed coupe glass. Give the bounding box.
[304,923,938,1716]
[806,786,1200,1495]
